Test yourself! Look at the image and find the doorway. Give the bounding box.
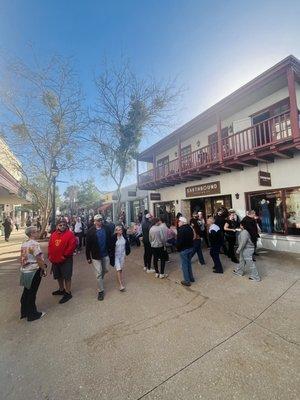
[190,195,232,218]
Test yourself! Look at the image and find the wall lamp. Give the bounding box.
[235,193,240,199]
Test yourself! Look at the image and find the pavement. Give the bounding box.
[0,230,299,400]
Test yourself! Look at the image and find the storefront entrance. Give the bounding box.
[190,195,232,218]
[153,201,176,226]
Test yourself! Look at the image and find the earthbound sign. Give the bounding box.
[185,181,221,198]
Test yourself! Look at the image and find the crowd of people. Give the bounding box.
[18,207,261,322]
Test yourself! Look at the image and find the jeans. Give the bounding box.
[190,239,205,264]
[180,248,194,283]
[20,269,42,319]
[92,257,109,292]
[143,242,152,269]
[152,247,165,274]
[236,248,260,281]
[210,244,223,272]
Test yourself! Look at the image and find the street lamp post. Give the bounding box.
[50,160,59,232]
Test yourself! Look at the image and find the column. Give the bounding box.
[287,66,300,140]
[217,116,223,162]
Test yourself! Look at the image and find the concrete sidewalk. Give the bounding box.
[0,236,299,400]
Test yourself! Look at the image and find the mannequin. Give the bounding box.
[260,199,272,233]
[274,198,284,232]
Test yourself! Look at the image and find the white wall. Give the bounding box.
[149,154,300,218]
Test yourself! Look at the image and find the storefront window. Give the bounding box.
[248,187,300,236]
[154,201,175,226]
[286,188,300,235]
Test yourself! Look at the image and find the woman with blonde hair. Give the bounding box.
[109,225,131,291]
[20,226,47,321]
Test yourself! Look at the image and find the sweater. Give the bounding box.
[48,229,77,264]
[86,225,113,260]
[236,230,255,254]
[149,225,166,248]
[176,224,194,252]
[208,224,223,247]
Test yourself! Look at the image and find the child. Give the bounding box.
[110,225,131,291]
[234,218,261,282]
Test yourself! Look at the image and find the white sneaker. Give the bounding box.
[159,274,168,279]
[155,273,159,278]
[147,269,156,274]
[143,267,147,271]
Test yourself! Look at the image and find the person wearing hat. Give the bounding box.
[141,213,155,273]
[85,214,113,301]
[48,218,77,303]
[176,216,195,286]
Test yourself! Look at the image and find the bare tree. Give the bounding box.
[90,59,181,219]
[0,53,87,236]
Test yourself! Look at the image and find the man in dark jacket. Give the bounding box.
[86,214,113,301]
[141,213,155,273]
[207,215,223,273]
[176,216,195,286]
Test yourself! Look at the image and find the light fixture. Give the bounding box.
[51,159,59,178]
[196,140,201,147]
[174,151,178,157]
[235,193,240,199]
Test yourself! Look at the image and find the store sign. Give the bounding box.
[258,171,271,186]
[150,192,161,201]
[128,191,137,197]
[185,181,221,198]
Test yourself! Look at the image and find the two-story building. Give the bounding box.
[0,135,32,229]
[137,55,300,253]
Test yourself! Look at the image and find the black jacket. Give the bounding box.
[209,226,223,246]
[176,224,194,252]
[85,225,113,261]
[142,219,152,245]
[109,233,131,266]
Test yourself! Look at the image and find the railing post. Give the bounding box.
[136,156,139,187]
[217,116,223,162]
[287,67,300,140]
[178,137,182,176]
[153,154,156,183]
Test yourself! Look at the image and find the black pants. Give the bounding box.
[226,236,237,260]
[4,229,12,241]
[201,231,210,248]
[152,247,166,274]
[20,269,42,319]
[75,232,83,250]
[210,245,223,272]
[144,242,152,269]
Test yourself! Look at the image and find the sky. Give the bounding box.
[0,0,300,193]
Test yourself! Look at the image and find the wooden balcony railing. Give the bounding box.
[139,111,293,187]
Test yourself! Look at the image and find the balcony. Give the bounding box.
[138,111,299,189]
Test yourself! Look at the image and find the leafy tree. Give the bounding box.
[63,179,100,213]
[0,53,87,236]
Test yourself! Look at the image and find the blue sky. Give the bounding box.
[1,0,300,192]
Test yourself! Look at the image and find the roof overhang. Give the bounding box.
[138,55,300,162]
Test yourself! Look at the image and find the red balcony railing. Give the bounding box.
[139,111,293,187]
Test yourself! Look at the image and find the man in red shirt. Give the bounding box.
[48,218,77,303]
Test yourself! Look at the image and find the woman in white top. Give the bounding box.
[20,226,47,321]
[109,225,130,291]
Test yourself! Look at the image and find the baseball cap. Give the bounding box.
[94,214,103,221]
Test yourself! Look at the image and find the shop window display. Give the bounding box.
[286,188,300,235]
[249,191,283,234]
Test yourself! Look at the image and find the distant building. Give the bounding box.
[0,136,31,229]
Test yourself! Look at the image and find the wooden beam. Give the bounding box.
[273,151,293,159]
[287,67,300,140]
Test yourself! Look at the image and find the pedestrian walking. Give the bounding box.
[214,207,228,255]
[20,226,47,321]
[149,218,168,278]
[198,211,210,248]
[109,225,131,291]
[176,216,195,286]
[141,213,155,273]
[224,211,240,263]
[85,214,113,301]
[190,213,206,266]
[48,218,77,304]
[207,215,224,274]
[233,218,261,282]
[74,216,84,252]
[3,216,13,241]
